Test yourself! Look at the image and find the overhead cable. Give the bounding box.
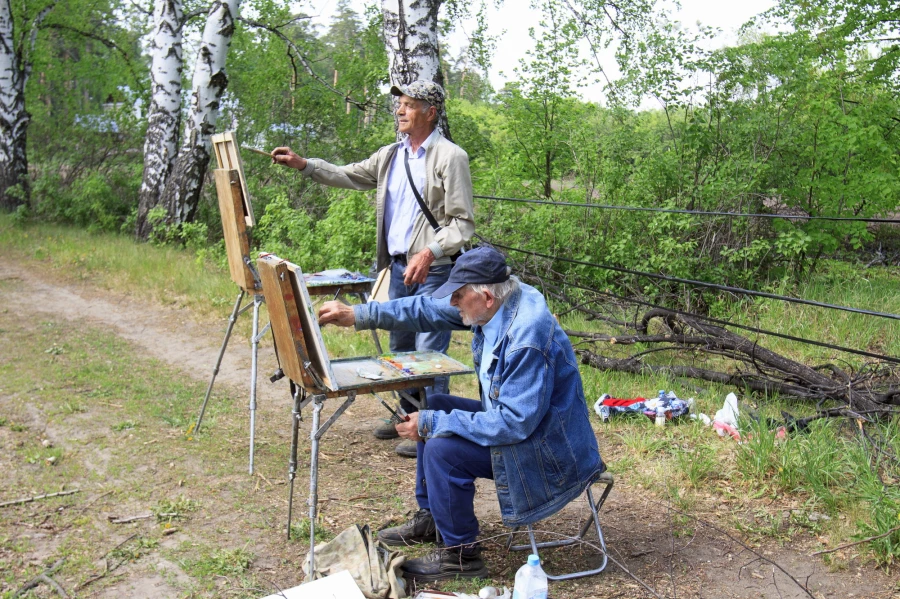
[480,238,900,322]
[527,269,900,365]
[474,194,900,224]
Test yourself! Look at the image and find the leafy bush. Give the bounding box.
[253,190,377,272]
[31,167,140,233]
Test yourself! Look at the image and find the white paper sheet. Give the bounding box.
[258,570,365,599]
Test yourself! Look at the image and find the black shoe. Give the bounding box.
[395,439,418,458]
[374,421,399,440]
[377,508,437,546]
[401,545,489,582]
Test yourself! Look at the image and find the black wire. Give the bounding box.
[475,194,900,224]
[484,239,900,322]
[527,268,900,366]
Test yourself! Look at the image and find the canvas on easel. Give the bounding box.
[196,133,378,473]
[370,267,390,303]
[211,131,254,227]
[257,253,471,395]
[214,168,258,293]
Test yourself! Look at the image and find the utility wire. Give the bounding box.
[475,194,900,224]
[526,268,900,365]
[483,239,900,322]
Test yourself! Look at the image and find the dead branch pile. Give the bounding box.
[517,265,900,419]
[569,308,900,415]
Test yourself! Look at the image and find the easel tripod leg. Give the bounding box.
[195,290,245,433]
[286,386,303,541]
[307,396,324,575]
[248,293,263,474]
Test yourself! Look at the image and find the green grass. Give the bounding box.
[183,546,255,577]
[153,495,201,521]
[289,518,336,544]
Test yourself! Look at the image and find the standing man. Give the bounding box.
[317,246,605,582]
[272,81,475,458]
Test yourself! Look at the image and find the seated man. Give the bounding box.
[318,246,605,582]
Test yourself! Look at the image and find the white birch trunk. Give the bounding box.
[161,0,240,226]
[0,0,55,209]
[135,0,184,238]
[381,0,451,139]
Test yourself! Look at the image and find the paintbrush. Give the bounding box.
[241,145,274,158]
[379,398,409,424]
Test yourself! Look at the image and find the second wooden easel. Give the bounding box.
[194,132,268,474]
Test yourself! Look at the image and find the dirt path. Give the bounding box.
[1,261,897,599]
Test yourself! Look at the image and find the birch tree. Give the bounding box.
[159,0,239,226]
[381,0,450,138]
[0,0,56,210]
[135,0,184,238]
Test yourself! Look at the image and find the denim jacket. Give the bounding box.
[353,282,605,526]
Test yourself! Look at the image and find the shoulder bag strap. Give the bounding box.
[403,148,442,233]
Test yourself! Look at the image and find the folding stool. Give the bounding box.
[505,471,614,580]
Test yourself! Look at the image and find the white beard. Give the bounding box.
[460,308,490,327]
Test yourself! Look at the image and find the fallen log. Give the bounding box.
[571,308,900,415]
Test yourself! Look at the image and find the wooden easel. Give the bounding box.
[256,254,473,573]
[194,132,267,474]
[196,132,380,475]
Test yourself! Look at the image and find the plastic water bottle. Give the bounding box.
[655,390,667,427]
[512,554,548,599]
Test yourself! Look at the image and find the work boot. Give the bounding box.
[373,421,399,440]
[377,508,437,546]
[395,439,418,458]
[401,544,489,582]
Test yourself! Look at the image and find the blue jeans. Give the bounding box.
[388,261,451,407]
[415,394,493,548]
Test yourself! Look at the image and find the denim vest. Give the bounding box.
[354,283,605,526]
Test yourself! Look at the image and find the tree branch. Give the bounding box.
[238,16,386,114]
[810,525,900,556]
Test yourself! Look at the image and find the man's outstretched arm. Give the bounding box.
[318,301,356,327]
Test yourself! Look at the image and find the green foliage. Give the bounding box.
[253,189,376,272]
[31,166,141,234]
[253,192,318,266]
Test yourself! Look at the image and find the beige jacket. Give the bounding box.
[300,132,475,271]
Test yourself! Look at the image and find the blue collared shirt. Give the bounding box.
[479,303,506,401]
[384,130,439,256]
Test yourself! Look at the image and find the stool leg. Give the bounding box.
[507,479,613,580]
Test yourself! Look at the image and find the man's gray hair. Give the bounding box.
[470,273,519,304]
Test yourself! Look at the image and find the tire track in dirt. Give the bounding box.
[0,262,281,405]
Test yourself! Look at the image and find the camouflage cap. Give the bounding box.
[390,80,445,111]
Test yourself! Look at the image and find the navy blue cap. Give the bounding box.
[432,246,509,299]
